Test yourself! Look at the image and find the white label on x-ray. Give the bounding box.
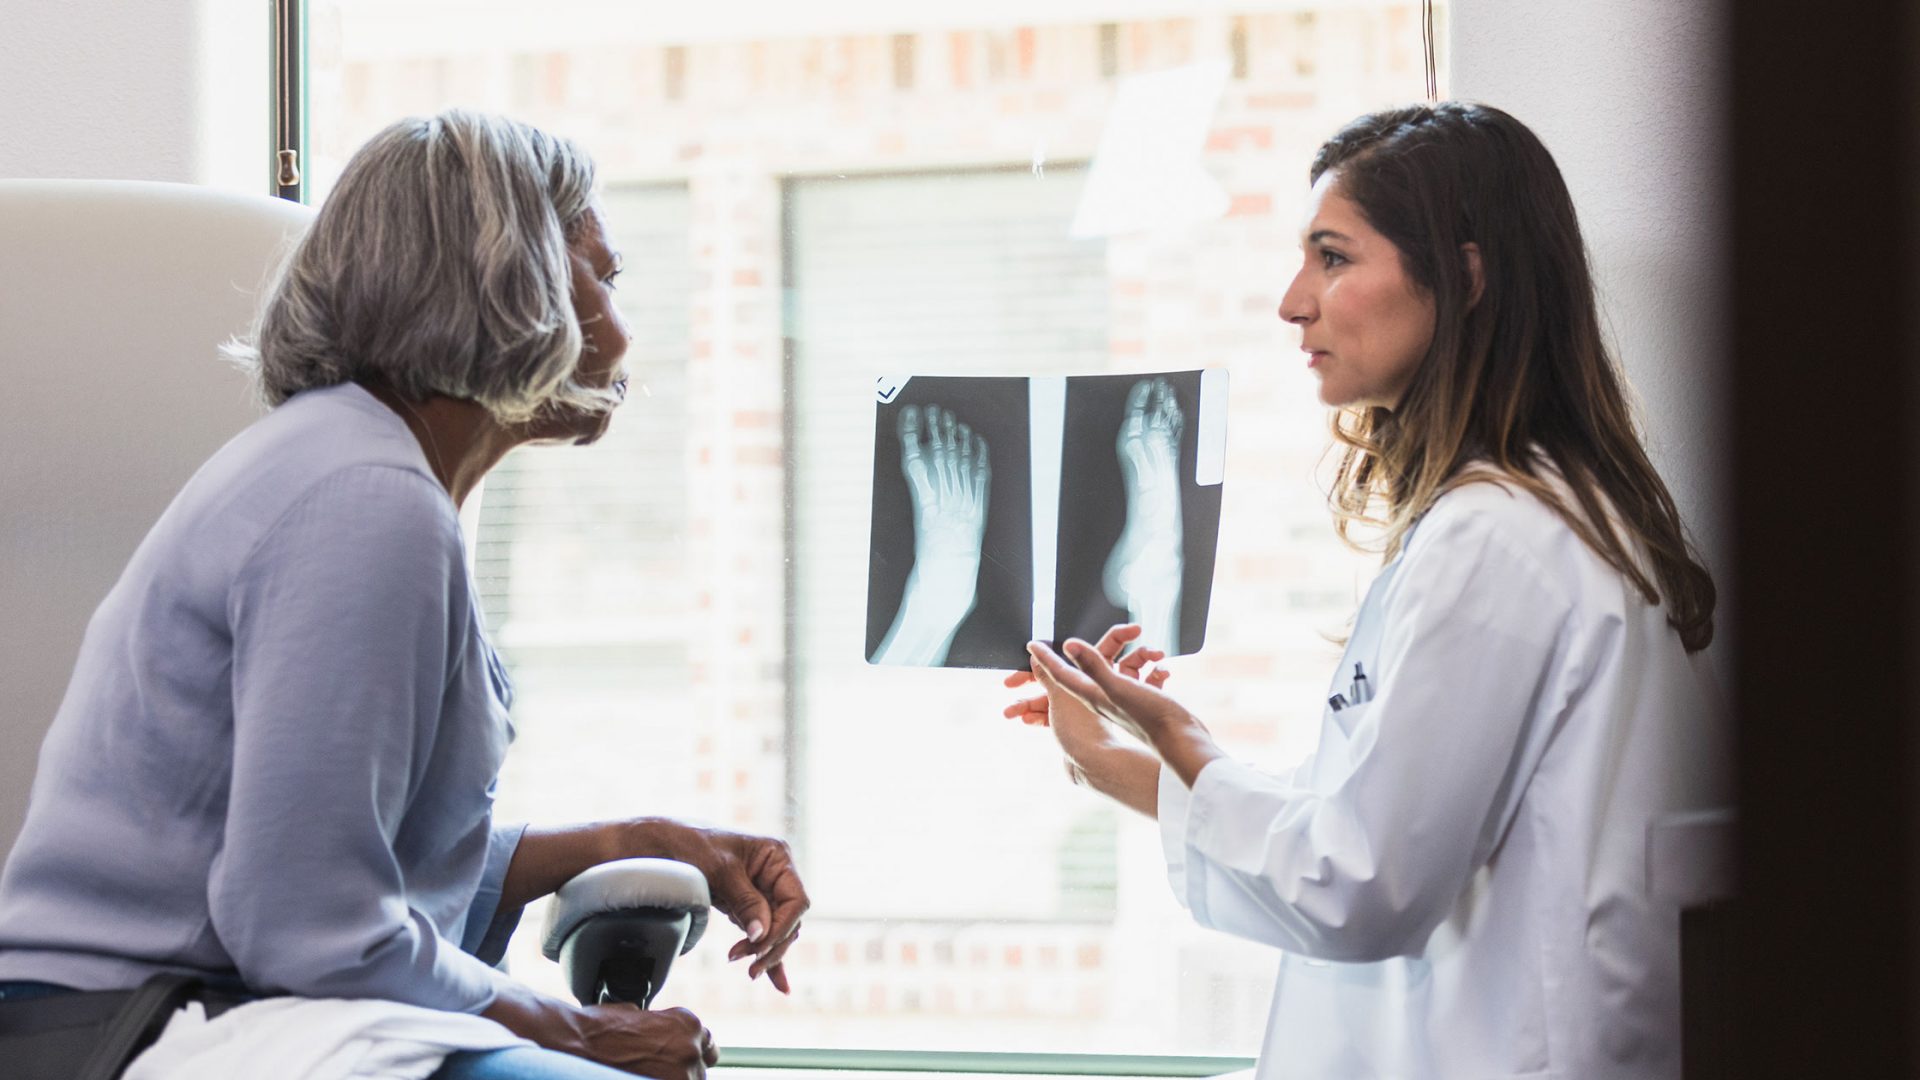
[1196,368,1228,486]
[875,375,911,404]
[1029,376,1067,642]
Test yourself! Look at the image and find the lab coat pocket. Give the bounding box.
[1320,691,1382,753]
[1324,651,1382,736]
[1302,697,1377,783]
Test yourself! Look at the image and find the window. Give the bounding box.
[474,183,699,826]
[306,0,1445,1056]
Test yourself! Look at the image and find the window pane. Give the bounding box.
[476,183,698,824]
[791,167,1111,926]
[309,0,1443,1055]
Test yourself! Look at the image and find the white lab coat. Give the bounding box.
[1158,475,1730,1079]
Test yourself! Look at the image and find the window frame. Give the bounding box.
[272,2,1438,1072]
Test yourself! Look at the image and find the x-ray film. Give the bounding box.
[866,369,1227,669]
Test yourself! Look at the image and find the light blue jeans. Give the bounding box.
[431,1047,638,1079]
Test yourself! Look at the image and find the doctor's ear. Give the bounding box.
[1461,242,1484,310]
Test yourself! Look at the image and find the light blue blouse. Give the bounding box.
[0,382,526,1013]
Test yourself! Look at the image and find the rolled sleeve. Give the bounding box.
[462,822,530,967]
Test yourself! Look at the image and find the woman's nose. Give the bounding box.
[1277,271,1314,325]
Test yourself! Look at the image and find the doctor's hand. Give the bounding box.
[1023,632,1186,745]
[1006,625,1171,817]
[1004,623,1168,732]
[662,827,808,994]
[1026,633,1226,789]
[1006,624,1166,777]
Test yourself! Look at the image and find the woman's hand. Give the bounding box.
[1004,624,1169,816]
[659,827,808,994]
[483,981,717,1079]
[1003,623,1168,729]
[567,1003,717,1080]
[1004,624,1166,778]
[507,820,807,994]
[1026,631,1226,789]
[1024,632,1184,745]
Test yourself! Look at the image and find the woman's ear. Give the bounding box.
[1461,242,1484,309]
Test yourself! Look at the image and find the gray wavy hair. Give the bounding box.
[225,109,618,424]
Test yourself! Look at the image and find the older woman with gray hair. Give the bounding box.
[0,110,806,1080]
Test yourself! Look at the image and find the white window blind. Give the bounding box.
[787,167,1123,922]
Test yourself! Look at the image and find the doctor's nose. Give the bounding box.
[1277,271,1314,326]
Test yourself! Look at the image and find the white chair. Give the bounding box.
[0,179,701,1008]
[0,180,313,862]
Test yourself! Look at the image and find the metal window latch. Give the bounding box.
[276,150,302,189]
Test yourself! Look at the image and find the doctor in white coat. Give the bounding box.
[1010,102,1730,1080]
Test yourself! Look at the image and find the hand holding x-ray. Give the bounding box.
[1004,623,1170,791]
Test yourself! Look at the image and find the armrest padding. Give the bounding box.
[539,858,711,961]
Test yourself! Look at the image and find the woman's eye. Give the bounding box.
[1319,249,1348,269]
[601,270,622,290]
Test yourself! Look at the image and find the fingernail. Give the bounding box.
[748,920,766,942]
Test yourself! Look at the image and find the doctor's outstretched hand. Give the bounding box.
[1004,623,1168,727]
[1023,628,1226,790]
[1007,624,1167,795]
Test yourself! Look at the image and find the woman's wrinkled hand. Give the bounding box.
[483,981,717,1080]
[667,828,808,994]
[573,1003,717,1080]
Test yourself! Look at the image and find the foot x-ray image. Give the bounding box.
[867,378,1034,670]
[866,370,1225,669]
[1055,371,1222,657]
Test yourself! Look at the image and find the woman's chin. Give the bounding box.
[1316,379,1385,412]
[1316,380,1353,409]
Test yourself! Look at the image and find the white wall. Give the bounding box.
[1452,0,1731,672]
[1,2,199,182]
[0,0,267,191]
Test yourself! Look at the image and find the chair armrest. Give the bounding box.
[539,858,711,962]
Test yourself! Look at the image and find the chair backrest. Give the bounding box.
[0,180,313,862]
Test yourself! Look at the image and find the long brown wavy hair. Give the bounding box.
[1313,102,1716,652]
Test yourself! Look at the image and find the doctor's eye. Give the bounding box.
[1319,248,1349,269]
